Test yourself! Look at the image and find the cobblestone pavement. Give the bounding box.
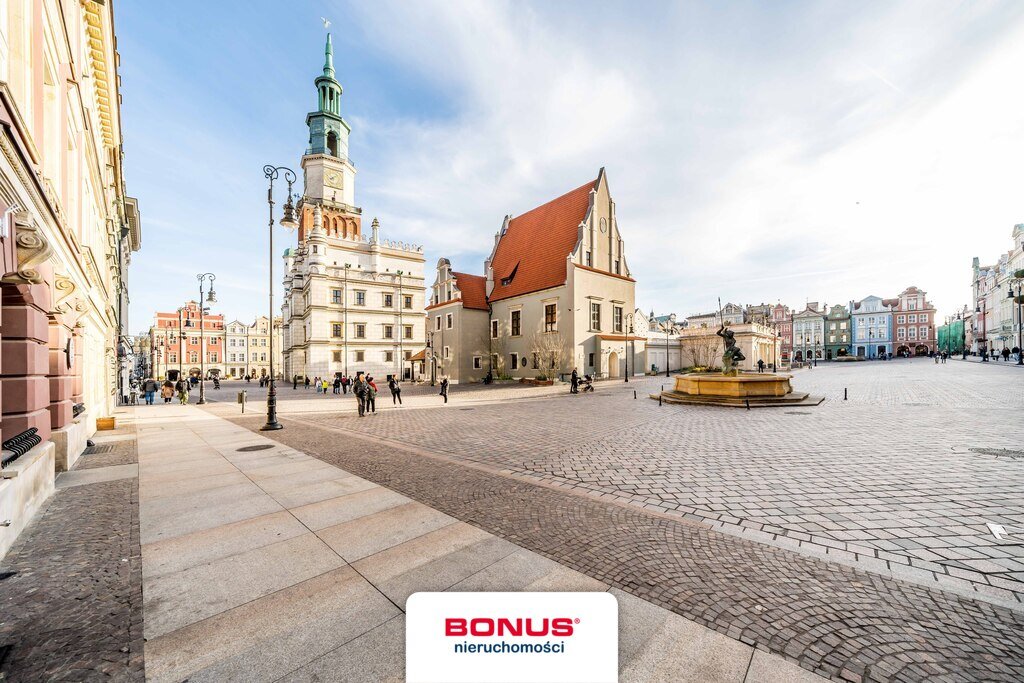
[221,359,1024,608]
[0,426,143,682]
[230,404,1024,683]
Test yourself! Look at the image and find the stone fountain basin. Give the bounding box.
[673,372,793,398]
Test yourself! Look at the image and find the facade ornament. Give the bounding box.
[53,273,78,309]
[2,213,52,284]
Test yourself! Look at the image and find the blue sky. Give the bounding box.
[120,1,1024,332]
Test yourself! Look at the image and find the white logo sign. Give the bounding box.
[406,592,618,683]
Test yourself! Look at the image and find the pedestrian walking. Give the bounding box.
[341,375,349,394]
[322,378,330,394]
[333,376,340,394]
[366,376,378,414]
[304,376,310,389]
[570,368,579,394]
[143,377,158,405]
[161,380,174,403]
[1003,348,1011,362]
[757,359,765,373]
[440,376,450,404]
[175,378,189,405]
[353,373,368,417]
[388,376,402,405]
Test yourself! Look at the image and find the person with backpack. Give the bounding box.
[440,376,450,404]
[175,377,189,405]
[388,376,402,405]
[341,374,349,394]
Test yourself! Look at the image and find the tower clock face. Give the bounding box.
[326,172,343,189]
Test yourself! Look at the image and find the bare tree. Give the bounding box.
[529,331,567,378]
[680,330,721,370]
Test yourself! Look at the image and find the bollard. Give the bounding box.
[844,387,847,401]
[658,394,663,406]
[745,397,750,410]
[633,390,637,400]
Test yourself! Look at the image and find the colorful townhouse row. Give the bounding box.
[766,287,937,361]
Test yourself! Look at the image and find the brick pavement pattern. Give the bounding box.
[245,359,1024,606]
[233,396,1024,683]
[0,429,144,682]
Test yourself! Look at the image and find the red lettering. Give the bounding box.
[470,618,495,636]
[445,618,467,636]
[551,618,574,636]
[525,617,549,636]
[497,618,522,636]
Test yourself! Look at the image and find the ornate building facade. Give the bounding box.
[429,169,639,383]
[281,34,426,382]
[148,301,224,381]
[892,286,936,357]
[1,0,140,558]
[225,315,282,379]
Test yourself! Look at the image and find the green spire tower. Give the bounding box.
[306,32,350,158]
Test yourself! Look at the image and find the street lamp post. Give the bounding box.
[397,270,404,380]
[261,164,299,431]
[624,312,634,382]
[195,273,216,405]
[976,299,988,361]
[427,332,435,385]
[1008,270,1024,365]
[343,263,350,379]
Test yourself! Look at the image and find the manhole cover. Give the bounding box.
[83,444,115,455]
[968,447,1024,460]
[904,403,929,407]
[459,408,475,411]
[236,444,275,452]
[785,411,812,415]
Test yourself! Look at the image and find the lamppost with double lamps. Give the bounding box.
[1009,269,1024,364]
[261,165,299,431]
[195,273,217,405]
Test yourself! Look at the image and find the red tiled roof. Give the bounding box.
[452,272,488,310]
[488,179,596,302]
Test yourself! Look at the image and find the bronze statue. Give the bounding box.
[717,322,745,376]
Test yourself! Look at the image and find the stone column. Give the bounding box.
[71,323,84,404]
[1,282,53,443]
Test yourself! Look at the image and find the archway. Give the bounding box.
[794,350,804,362]
[607,352,620,378]
[327,132,339,157]
[915,344,928,356]
[896,345,910,357]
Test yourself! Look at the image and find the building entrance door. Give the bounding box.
[607,352,620,378]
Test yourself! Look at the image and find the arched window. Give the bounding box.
[327,131,338,157]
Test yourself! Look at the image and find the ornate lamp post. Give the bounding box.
[397,270,404,380]
[427,332,436,385]
[976,299,988,361]
[195,273,216,405]
[261,165,299,431]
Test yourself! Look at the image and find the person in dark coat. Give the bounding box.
[757,359,765,374]
[388,377,402,405]
[341,375,349,394]
[142,378,158,405]
[439,377,450,404]
[366,376,378,414]
[353,374,368,417]
[570,368,579,394]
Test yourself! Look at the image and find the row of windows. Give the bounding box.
[895,314,929,324]
[161,353,219,363]
[228,353,268,362]
[331,323,414,339]
[163,336,220,346]
[330,350,414,363]
[896,326,931,340]
[330,290,414,309]
[228,338,268,347]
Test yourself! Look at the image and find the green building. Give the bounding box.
[825,304,852,359]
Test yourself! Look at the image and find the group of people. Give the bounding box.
[568,368,593,394]
[139,376,196,405]
[295,373,409,414]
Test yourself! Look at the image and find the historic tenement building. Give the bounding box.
[971,224,1024,356]
[148,302,225,381]
[771,303,793,363]
[892,286,936,357]
[428,169,639,383]
[792,302,825,362]
[825,304,852,359]
[225,316,283,379]
[850,295,896,359]
[0,0,140,558]
[282,34,426,382]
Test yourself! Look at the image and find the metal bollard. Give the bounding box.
[659,394,663,406]
[633,390,637,400]
[844,387,847,401]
